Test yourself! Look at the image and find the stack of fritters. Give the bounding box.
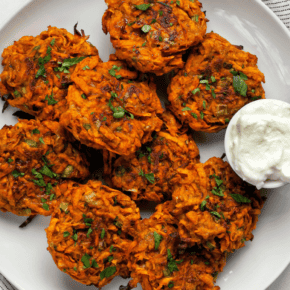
[0,1,267,288]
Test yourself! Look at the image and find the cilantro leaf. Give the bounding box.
[233,75,248,97]
[200,200,207,211]
[153,232,163,250]
[182,107,191,111]
[210,211,221,219]
[63,231,70,238]
[91,259,99,268]
[211,187,224,197]
[81,253,91,269]
[230,193,251,203]
[101,228,106,239]
[32,129,40,135]
[12,170,24,178]
[40,165,57,179]
[45,94,58,105]
[62,56,87,68]
[145,173,155,184]
[135,4,151,10]
[192,88,200,94]
[100,266,117,280]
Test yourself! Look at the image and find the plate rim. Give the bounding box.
[0,1,290,290]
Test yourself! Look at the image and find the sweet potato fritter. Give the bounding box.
[108,112,199,202]
[0,25,99,120]
[60,55,164,156]
[46,180,140,288]
[102,0,207,75]
[127,207,226,290]
[171,157,264,254]
[0,119,89,216]
[168,32,265,132]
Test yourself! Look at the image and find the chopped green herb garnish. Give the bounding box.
[81,94,87,99]
[135,3,151,11]
[145,172,155,184]
[100,266,117,280]
[110,245,116,253]
[211,89,216,98]
[40,165,57,178]
[63,231,70,238]
[7,158,13,163]
[101,228,106,239]
[12,170,24,178]
[82,65,90,70]
[87,227,93,238]
[200,112,204,119]
[153,232,163,250]
[182,107,191,111]
[168,281,174,288]
[14,90,20,97]
[50,38,55,46]
[191,113,198,119]
[167,249,183,273]
[45,94,58,105]
[92,259,99,268]
[81,253,91,269]
[203,101,206,109]
[233,75,247,97]
[159,36,163,42]
[31,128,40,135]
[210,211,221,219]
[211,76,216,82]
[230,193,251,203]
[200,200,207,211]
[42,203,49,211]
[192,88,200,94]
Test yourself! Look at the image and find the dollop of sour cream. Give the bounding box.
[226,99,290,189]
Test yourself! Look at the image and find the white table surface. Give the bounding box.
[0,1,290,290]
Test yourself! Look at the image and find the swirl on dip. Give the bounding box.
[225,99,290,189]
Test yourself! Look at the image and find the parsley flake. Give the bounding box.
[153,232,163,250]
[100,266,117,280]
[230,194,251,203]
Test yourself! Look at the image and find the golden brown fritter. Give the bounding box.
[127,208,226,290]
[0,119,89,216]
[171,157,264,254]
[60,55,164,156]
[0,25,99,120]
[108,112,199,202]
[168,32,265,132]
[102,0,207,75]
[46,180,140,288]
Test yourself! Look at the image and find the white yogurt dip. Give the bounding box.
[225,99,290,189]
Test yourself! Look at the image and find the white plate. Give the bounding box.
[0,1,290,290]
